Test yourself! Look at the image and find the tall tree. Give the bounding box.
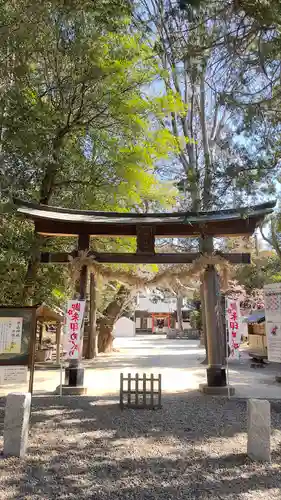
[135,0,279,210]
[0,0,178,305]
[133,0,281,364]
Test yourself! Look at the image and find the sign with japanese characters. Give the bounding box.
[0,317,23,354]
[0,365,27,385]
[0,307,36,367]
[64,300,86,359]
[226,299,242,358]
[264,283,281,363]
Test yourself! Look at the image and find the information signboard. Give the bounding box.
[264,283,281,363]
[0,307,36,366]
[0,307,36,392]
[0,365,27,385]
[0,317,23,354]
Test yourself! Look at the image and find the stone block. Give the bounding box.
[55,385,87,395]
[247,399,271,462]
[199,383,235,396]
[4,392,31,458]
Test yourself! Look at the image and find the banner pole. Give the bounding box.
[226,327,230,400]
[28,307,37,395]
[224,300,230,400]
[59,359,63,397]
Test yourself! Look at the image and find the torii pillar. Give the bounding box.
[200,265,234,394]
[199,244,234,394]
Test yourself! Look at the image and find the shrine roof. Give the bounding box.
[14,199,276,237]
[244,309,265,324]
[36,303,64,322]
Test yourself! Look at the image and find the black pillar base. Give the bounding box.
[207,366,226,387]
[65,363,85,387]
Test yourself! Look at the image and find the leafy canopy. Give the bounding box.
[0,0,179,306]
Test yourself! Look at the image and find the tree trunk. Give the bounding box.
[86,273,98,359]
[21,130,67,304]
[199,71,212,210]
[177,294,184,334]
[98,285,130,353]
[22,233,45,304]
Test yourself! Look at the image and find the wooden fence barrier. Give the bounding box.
[120,373,162,410]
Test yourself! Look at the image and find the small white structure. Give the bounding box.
[4,392,31,458]
[113,317,135,338]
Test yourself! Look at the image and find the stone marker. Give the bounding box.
[4,392,31,458]
[247,399,271,462]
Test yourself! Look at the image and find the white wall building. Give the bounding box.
[113,317,135,338]
[135,292,190,333]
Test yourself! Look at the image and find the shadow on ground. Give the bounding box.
[1,392,281,499]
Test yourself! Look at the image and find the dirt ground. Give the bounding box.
[1,393,281,499]
[1,336,281,399]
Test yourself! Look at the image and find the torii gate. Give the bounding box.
[15,199,275,395]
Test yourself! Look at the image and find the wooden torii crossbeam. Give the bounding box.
[41,250,251,265]
[14,199,276,395]
[15,199,275,266]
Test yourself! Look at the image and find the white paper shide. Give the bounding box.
[264,283,281,363]
[64,300,85,359]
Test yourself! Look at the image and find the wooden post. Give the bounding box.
[177,294,184,333]
[55,322,61,364]
[65,233,90,391]
[158,374,162,408]
[128,373,131,406]
[135,373,139,407]
[87,273,98,359]
[38,322,43,349]
[78,234,90,301]
[120,373,124,409]
[200,282,209,364]
[199,236,213,365]
[150,373,154,408]
[203,265,226,388]
[28,307,37,394]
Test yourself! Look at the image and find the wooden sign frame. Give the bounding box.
[0,306,37,393]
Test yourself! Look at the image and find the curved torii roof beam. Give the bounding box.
[14,199,276,238]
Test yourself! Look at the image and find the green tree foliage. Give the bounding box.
[218,0,281,199]
[0,1,174,206]
[235,251,281,293]
[260,209,281,263]
[0,0,178,306]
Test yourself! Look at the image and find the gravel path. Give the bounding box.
[1,393,281,499]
